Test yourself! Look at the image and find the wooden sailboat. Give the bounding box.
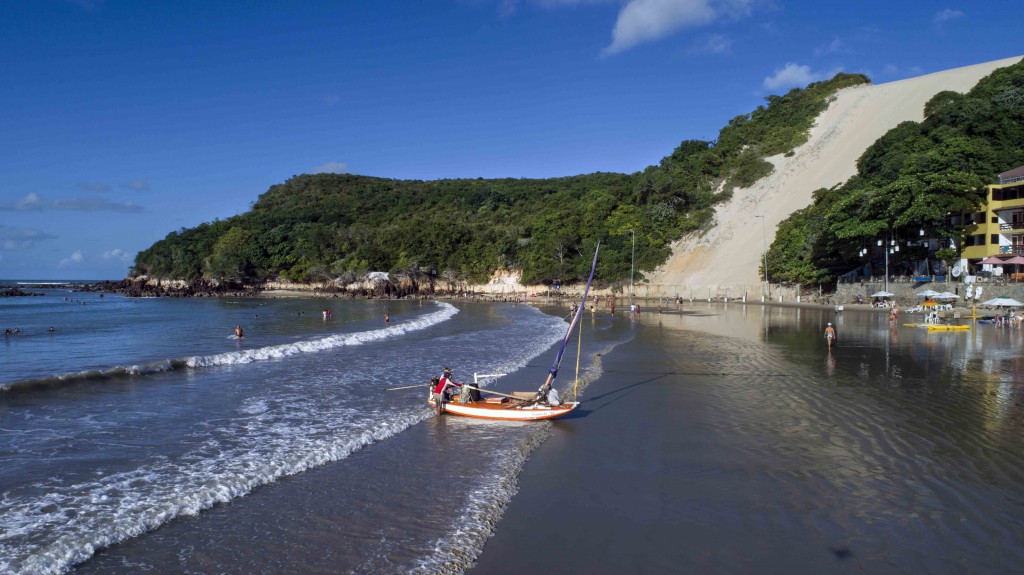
[428,243,600,421]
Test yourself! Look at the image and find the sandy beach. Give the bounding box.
[649,56,1023,297]
[471,305,1024,574]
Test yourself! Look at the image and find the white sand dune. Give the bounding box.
[648,56,1023,296]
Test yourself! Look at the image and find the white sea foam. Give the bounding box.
[0,302,566,575]
[0,406,432,575]
[185,302,459,368]
[2,302,459,393]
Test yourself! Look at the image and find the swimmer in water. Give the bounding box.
[235,325,244,338]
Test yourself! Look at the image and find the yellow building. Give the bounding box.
[961,165,1024,261]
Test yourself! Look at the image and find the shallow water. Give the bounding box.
[4,296,1023,574]
[1,290,632,575]
[475,302,1024,575]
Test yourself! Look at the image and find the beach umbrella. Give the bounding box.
[935,292,959,300]
[980,256,1006,265]
[870,291,894,298]
[917,289,941,297]
[981,297,1024,307]
[1003,256,1024,282]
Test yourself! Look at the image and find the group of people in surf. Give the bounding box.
[4,326,55,336]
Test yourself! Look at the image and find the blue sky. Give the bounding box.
[1,0,1021,280]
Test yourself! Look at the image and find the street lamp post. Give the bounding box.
[628,229,635,310]
[755,215,768,298]
[878,236,898,294]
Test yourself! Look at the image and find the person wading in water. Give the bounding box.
[824,322,836,349]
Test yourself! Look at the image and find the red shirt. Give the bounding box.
[433,376,460,394]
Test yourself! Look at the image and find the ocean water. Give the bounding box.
[0,287,628,574]
[10,289,1024,574]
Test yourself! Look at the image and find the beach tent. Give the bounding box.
[981,297,1024,307]
[870,291,894,298]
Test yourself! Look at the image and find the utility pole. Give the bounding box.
[628,229,635,310]
[755,215,768,297]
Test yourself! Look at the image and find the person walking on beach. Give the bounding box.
[824,322,836,349]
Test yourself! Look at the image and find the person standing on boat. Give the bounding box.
[432,367,462,404]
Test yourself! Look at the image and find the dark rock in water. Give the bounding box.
[93,279,262,299]
[0,287,43,297]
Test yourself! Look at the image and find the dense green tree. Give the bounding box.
[132,73,873,287]
[769,59,1024,287]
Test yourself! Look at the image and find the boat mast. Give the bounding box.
[541,241,600,392]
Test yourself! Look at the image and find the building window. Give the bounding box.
[992,216,999,224]
[992,234,1000,245]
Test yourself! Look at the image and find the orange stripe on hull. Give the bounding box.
[428,399,579,421]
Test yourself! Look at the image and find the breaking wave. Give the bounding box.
[0,303,459,394]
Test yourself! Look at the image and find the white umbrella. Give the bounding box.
[935,292,959,300]
[981,297,1024,307]
[870,291,894,298]
[917,289,941,297]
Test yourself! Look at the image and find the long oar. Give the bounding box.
[479,388,530,401]
[384,382,431,392]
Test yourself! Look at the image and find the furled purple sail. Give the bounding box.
[548,241,600,380]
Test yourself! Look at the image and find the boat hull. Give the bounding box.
[429,398,579,421]
[927,324,970,331]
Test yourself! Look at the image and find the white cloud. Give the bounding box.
[103,248,132,262]
[535,0,618,6]
[77,181,113,192]
[602,0,753,56]
[122,179,150,192]
[58,250,85,268]
[933,8,964,24]
[762,62,840,91]
[0,225,56,250]
[0,193,143,212]
[0,225,58,249]
[312,161,350,174]
[814,37,843,56]
[688,33,732,54]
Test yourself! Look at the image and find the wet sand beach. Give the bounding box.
[472,304,1024,574]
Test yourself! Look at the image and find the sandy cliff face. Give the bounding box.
[647,56,1023,297]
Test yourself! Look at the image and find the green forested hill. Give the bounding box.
[132,73,869,288]
[768,59,1024,286]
